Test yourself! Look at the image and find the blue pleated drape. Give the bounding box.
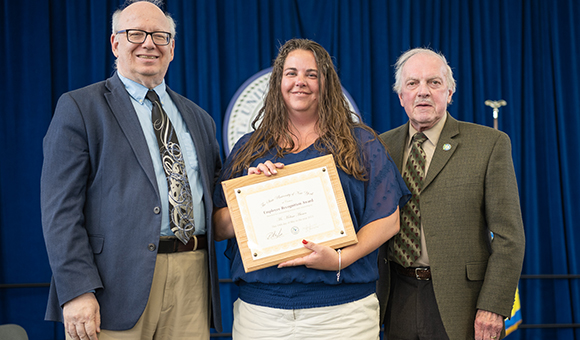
[1,1,579,339]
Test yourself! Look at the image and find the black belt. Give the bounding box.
[157,235,207,253]
[392,262,431,280]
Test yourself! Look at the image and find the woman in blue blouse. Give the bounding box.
[213,38,410,339]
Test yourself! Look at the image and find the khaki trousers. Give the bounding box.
[68,250,209,340]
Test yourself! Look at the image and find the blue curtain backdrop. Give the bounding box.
[1,0,579,339]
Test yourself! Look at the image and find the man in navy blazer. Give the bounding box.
[41,1,222,339]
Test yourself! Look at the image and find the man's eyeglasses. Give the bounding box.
[116,29,172,46]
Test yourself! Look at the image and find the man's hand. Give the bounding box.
[63,292,101,340]
[474,309,504,340]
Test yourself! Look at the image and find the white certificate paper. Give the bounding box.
[238,167,344,258]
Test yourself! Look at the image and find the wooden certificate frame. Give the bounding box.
[221,154,358,273]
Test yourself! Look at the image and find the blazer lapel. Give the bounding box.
[387,123,410,173]
[104,74,158,192]
[423,113,459,190]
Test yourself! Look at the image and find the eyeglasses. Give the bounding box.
[116,29,172,46]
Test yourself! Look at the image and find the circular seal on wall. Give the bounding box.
[223,67,361,156]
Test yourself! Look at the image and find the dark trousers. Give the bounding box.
[384,263,449,340]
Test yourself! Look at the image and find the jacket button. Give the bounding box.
[153,206,160,214]
[148,243,156,252]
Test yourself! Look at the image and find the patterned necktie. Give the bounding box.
[393,132,428,267]
[146,90,195,244]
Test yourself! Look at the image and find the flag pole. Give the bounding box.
[484,99,507,130]
[484,99,522,336]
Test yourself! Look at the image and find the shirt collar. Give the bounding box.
[407,112,448,148]
[117,72,167,105]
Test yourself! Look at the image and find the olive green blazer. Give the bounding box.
[377,113,525,339]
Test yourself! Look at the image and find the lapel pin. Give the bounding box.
[443,143,452,151]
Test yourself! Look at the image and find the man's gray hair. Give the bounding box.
[111,0,176,38]
[393,48,456,95]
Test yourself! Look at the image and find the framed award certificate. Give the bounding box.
[221,154,358,272]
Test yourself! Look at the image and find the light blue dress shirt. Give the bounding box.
[118,73,205,236]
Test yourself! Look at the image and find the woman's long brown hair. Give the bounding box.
[228,38,380,181]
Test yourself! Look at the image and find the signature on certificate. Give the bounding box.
[266,228,284,240]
